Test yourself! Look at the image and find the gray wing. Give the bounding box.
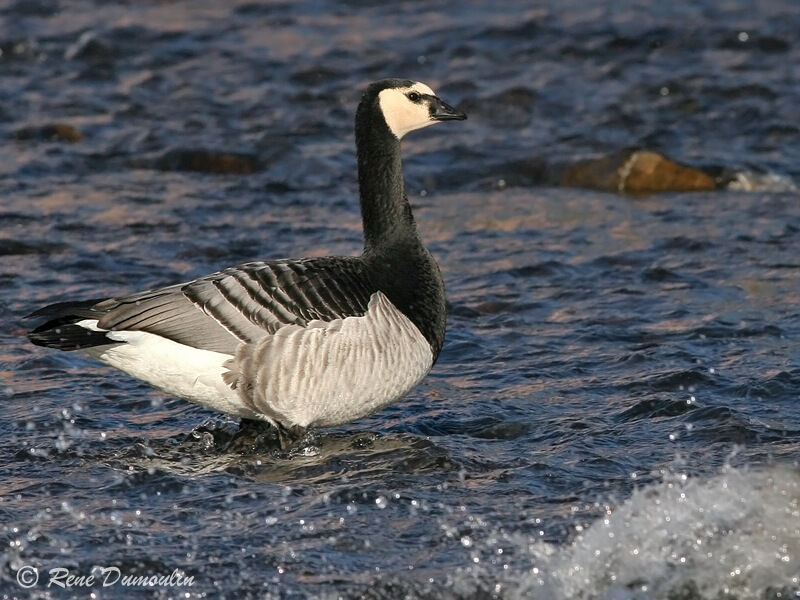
[93,257,377,354]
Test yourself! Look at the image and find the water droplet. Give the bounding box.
[375,496,387,509]
[55,435,71,452]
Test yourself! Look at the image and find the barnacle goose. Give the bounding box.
[27,79,466,448]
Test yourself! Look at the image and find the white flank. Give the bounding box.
[77,320,256,419]
[379,81,438,139]
[228,292,434,428]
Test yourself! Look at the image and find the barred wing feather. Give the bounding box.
[93,257,376,355]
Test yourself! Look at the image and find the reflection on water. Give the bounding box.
[2,0,800,597]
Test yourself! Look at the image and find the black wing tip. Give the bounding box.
[27,322,116,351]
[25,298,107,320]
[25,298,116,351]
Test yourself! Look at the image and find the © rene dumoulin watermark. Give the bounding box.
[15,565,194,590]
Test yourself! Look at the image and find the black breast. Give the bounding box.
[365,237,447,361]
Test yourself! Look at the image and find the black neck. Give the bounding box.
[352,87,447,360]
[355,105,417,250]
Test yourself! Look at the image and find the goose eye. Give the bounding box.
[407,92,421,103]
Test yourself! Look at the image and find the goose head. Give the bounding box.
[364,79,467,140]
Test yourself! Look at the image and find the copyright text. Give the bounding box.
[16,565,194,589]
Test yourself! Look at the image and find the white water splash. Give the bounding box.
[514,466,800,599]
[725,171,797,192]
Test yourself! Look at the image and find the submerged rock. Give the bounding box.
[556,149,717,194]
[64,31,115,62]
[145,149,264,174]
[13,123,83,143]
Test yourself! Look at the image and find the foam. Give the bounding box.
[514,465,800,599]
[725,170,797,192]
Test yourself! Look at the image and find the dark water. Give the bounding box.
[2,1,800,598]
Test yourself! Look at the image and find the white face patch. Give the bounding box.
[378,82,438,139]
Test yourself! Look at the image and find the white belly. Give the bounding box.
[80,321,256,419]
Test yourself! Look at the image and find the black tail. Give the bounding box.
[27,298,116,351]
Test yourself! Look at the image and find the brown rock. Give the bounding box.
[620,150,716,193]
[556,154,622,191]
[557,149,717,194]
[14,123,82,143]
